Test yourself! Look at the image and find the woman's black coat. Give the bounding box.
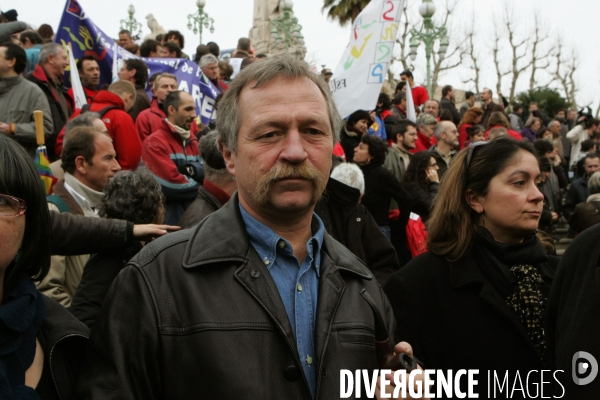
[384,249,557,398]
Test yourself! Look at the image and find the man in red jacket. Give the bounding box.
[66,55,99,104]
[400,70,429,107]
[136,73,178,142]
[56,80,142,170]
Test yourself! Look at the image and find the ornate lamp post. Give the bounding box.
[120,4,143,39]
[408,0,449,97]
[270,0,304,54]
[187,0,215,46]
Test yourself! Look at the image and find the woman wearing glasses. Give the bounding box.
[384,137,558,396]
[0,135,88,399]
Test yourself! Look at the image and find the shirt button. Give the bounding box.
[356,217,361,222]
[297,283,302,292]
[306,355,313,365]
[264,259,270,266]
[278,240,285,249]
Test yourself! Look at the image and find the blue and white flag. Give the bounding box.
[330,0,405,119]
[55,0,219,124]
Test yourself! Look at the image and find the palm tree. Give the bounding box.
[322,0,370,27]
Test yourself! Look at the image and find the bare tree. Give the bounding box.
[462,12,481,95]
[502,4,531,103]
[550,39,579,108]
[491,21,510,97]
[528,11,554,91]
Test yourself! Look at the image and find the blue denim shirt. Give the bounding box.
[240,205,324,399]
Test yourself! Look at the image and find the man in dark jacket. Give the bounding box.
[480,87,505,128]
[79,55,417,399]
[179,131,237,229]
[118,58,151,121]
[564,153,600,221]
[439,85,461,125]
[26,43,72,158]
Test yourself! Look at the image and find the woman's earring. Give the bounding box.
[480,211,485,227]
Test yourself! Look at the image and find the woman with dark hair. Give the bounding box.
[384,137,556,397]
[485,111,523,141]
[402,151,439,222]
[70,170,165,328]
[464,125,485,147]
[457,107,483,149]
[340,109,372,162]
[0,134,88,399]
[353,135,412,241]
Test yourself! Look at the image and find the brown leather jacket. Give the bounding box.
[78,194,396,399]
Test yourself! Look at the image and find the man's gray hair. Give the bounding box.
[153,72,177,90]
[38,43,63,65]
[548,120,561,129]
[416,113,437,129]
[199,54,219,69]
[434,121,448,140]
[330,163,365,194]
[217,54,342,154]
[65,111,101,134]
[589,171,600,195]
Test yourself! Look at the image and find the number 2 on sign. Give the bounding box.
[383,1,395,21]
[371,64,384,83]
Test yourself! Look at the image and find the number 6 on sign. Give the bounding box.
[368,63,385,84]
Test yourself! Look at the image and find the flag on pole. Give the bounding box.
[405,80,416,123]
[111,42,119,83]
[67,43,86,110]
[33,110,57,195]
[330,0,405,119]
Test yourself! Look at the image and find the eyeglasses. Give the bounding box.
[465,141,489,169]
[0,194,27,217]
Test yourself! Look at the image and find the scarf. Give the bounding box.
[473,227,549,359]
[165,118,191,141]
[64,173,104,210]
[0,267,46,399]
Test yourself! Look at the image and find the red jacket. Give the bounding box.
[412,85,429,107]
[67,85,98,106]
[411,131,437,154]
[136,99,199,143]
[56,91,142,170]
[458,123,472,150]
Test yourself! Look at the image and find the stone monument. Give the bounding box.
[249,0,306,60]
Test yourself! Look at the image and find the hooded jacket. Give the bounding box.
[55,91,142,170]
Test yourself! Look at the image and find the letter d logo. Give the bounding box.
[572,351,598,385]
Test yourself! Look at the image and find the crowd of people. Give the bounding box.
[1,9,600,399]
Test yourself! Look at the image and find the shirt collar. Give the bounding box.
[239,204,325,276]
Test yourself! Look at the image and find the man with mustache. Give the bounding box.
[79,56,421,399]
[140,90,203,225]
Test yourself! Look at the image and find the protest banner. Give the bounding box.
[55,0,218,124]
[330,0,405,119]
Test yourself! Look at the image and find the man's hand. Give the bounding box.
[0,122,10,135]
[133,224,180,242]
[375,342,429,399]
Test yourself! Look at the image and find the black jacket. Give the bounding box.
[563,177,589,220]
[340,127,361,163]
[78,194,396,399]
[546,224,600,398]
[50,211,132,256]
[403,181,439,222]
[315,177,400,285]
[69,242,143,328]
[359,163,413,228]
[35,296,89,400]
[440,98,461,125]
[384,248,557,398]
[178,185,223,229]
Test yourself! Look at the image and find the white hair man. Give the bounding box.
[200,53,228,93]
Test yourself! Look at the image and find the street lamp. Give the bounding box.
[187,0,215,46]
[409,0,449,97]
[120,4,142,40]
[270,0,304,54]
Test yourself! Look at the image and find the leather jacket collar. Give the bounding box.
[182,193,373,280]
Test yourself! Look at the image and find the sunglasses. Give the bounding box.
[465,141,489,169]
[0,194,27,217]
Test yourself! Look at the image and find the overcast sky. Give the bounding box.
[9,0,600,111]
